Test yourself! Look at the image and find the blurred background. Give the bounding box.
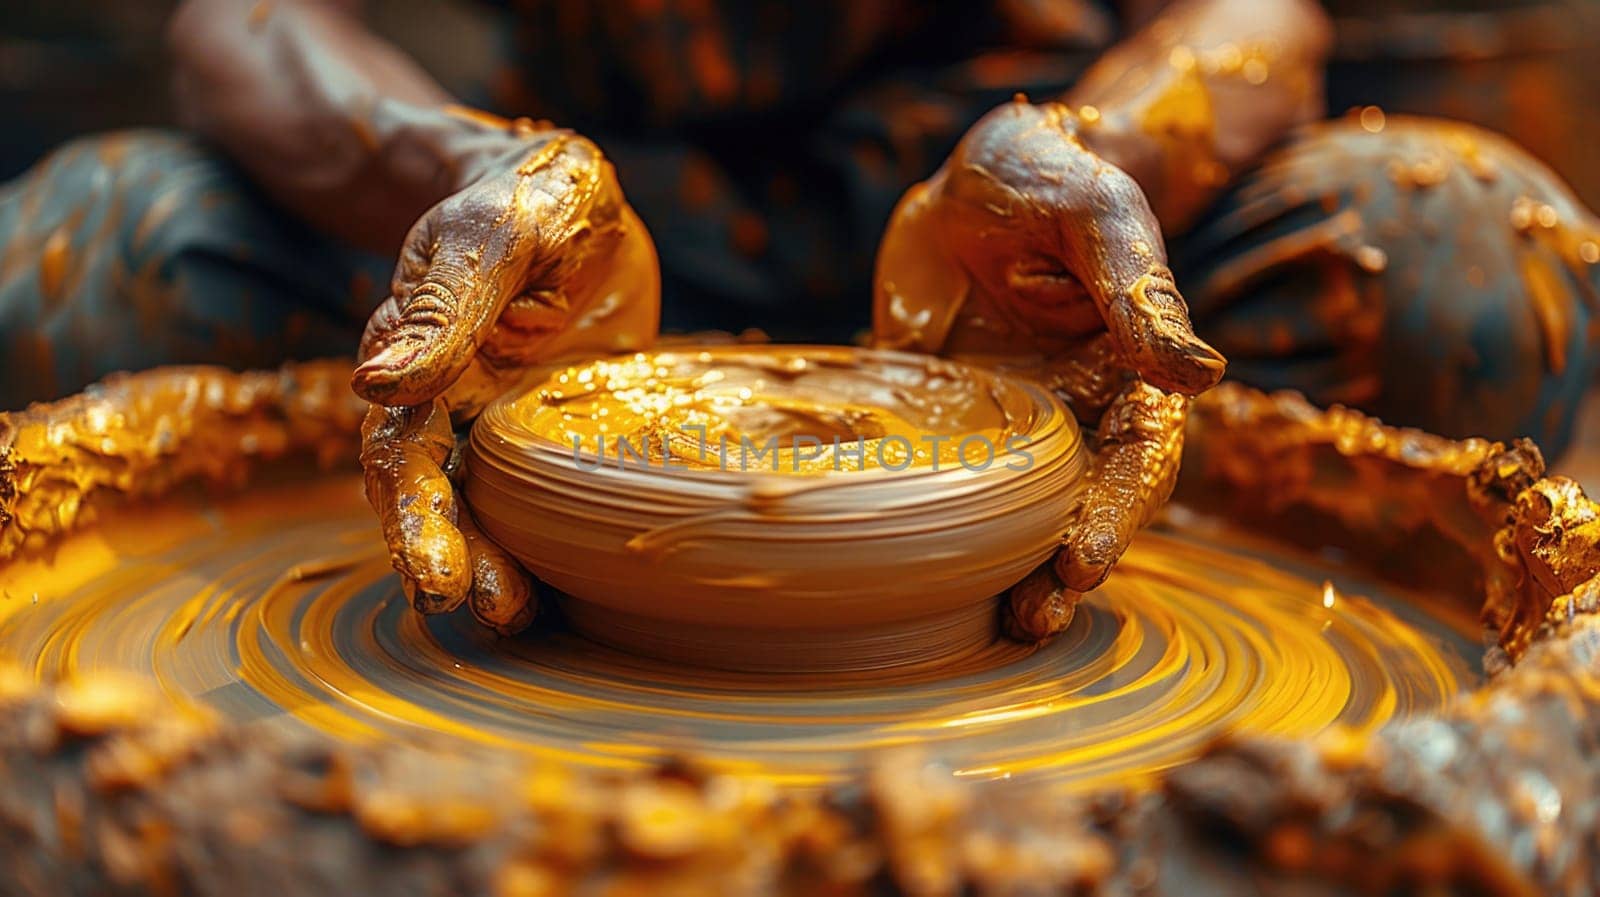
[4,0,1599,203]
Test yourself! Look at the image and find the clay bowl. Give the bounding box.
[464,345,1089,672]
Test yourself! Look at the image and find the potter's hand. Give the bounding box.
[1006,351,1193,641]
[355,132,659,633]
[873,100,1225,640]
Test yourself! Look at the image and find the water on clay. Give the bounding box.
[0,474,1480,794]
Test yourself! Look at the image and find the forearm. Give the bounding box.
[168,0,531,253]
[1065,0,1332,232]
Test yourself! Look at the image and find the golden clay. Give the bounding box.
[0,361,366,564]
[463,346,1090,671]
[0,596,1593,897]
[0,467,1476,792]
[1177,381,1571,670]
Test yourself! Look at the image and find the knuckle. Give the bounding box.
[1073,524,1122,564]
[415,261,473,304]
[400,517,468,581]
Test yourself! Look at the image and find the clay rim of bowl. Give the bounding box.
[472,344,1077,483]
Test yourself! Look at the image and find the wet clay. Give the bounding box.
[463,345,1090,671]
[0,470,1477,794]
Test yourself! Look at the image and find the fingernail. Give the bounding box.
[402,578,467,614]
[412,590,455,614]
[1059,528,1119,591]
[1007,562,1080,641]
[490,604,537,637]
[1150,336,1226,394]
[1184,339,1227,380]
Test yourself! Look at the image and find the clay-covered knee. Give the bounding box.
[5,129,231,245]
[1178,114,1600,457]
[0,130,367,405]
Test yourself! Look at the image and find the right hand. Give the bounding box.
[874,101,1224,640]
[353,129,659,634]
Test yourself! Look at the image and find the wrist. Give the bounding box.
[1067,106,1161,201]
[359,98,549,197]
[437,105,560,192]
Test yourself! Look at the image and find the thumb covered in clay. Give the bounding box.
[1060,167,1226,396]
[352,203,526,408]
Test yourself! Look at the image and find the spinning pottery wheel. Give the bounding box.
[0,355,1597,895]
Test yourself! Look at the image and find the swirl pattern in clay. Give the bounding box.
[0,474,1478,795]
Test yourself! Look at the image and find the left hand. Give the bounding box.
[873,99,1226,640]
[353,130,659,635]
